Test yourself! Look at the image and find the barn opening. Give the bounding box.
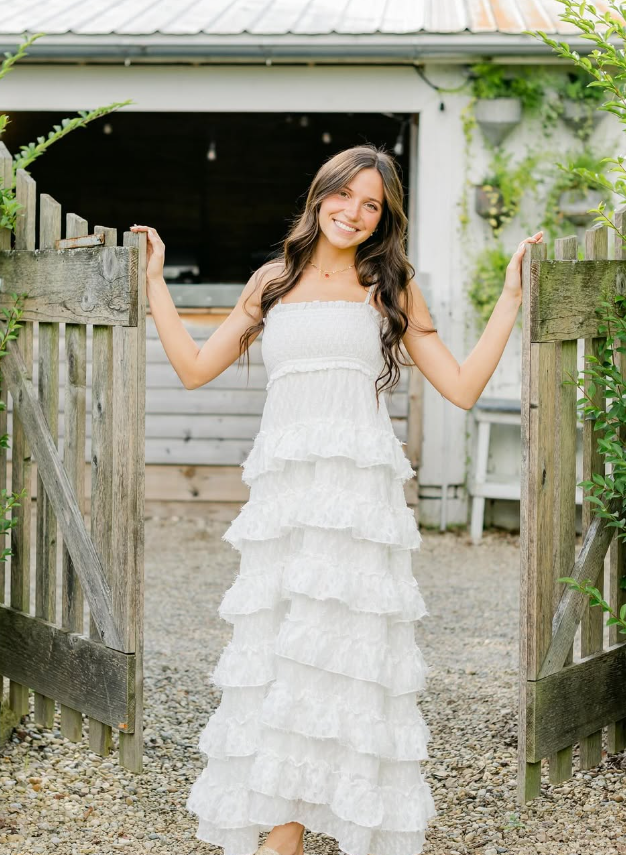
[1,110,414,289]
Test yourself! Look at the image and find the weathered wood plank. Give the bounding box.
[538,499,619,679]
[0,246,138,325]
[579,223,608,770]
[33,193,61,729]
[527,643,626,762]
[518,238,548,804]
[549,234,578,785]
[89,225,117,758]
[3,412,409,446]
[60,213,89,742]
[9,169,36,717]
[530,259,626,342]
[0,334,123,649]
[0,605,134,730]
[4,387,410,419]
[608,206,626,754]
[0,142,11,711]
[56,233,105,249]
[117,229,147,773]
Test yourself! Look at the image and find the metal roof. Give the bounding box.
[0,0,599,36]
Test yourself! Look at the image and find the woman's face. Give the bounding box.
[317,167,384,249]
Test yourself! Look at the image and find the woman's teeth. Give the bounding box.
[333,219,358,233]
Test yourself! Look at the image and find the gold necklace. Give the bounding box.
[309,260,355,279]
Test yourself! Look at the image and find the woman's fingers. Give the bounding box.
[516,231,544,253]
[130,225,165,249]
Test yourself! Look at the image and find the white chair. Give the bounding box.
[469,397,583,544]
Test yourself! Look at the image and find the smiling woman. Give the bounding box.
[130,141,539,855]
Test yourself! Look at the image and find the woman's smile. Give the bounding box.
[333,218,359,234]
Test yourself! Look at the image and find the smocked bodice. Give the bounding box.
[261,297,386,390]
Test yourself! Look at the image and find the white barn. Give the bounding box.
[0,0,618,532]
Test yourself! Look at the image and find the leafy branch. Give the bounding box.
[556,576,626,633]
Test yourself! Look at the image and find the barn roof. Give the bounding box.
[0,0,592,36]
[0,0,611,60]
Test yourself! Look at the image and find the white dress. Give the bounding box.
[185,282,437,855]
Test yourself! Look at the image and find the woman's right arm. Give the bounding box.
[130,224,278,390]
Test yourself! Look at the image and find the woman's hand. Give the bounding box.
[503,231,544,302]
[130,224,165,282]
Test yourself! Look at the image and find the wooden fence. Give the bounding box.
[0,143,147,772]
[519,217,626,802]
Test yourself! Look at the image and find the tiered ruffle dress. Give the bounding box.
[186,282,437,855]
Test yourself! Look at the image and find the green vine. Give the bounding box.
[477,148,541,236]
[460,57,615,324]
[466,244,518,328]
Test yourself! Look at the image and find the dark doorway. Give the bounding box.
[2,110,413,284]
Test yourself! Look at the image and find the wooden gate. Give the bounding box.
[518,215,626,802]
[0,144,147,772]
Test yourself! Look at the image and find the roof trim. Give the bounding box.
[0,33,598,62]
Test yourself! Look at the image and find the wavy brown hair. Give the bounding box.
[238,143,437,406]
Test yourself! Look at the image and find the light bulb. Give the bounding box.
[207,141,217,161]
[322,131,331,144]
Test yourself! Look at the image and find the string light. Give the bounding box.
[207,140,217,161]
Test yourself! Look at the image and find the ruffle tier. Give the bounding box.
[211,593,429,697]
[201,658,432,763]
[223,457,422,553]
[219,528,427,624]
[241,418,416,486]
[188,429,435,855]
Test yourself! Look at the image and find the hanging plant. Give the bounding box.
[469,62,545,113]
[553,68,607,141]
[468,63,544,147]
[475,148,540,235]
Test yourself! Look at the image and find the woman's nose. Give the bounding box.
[343,203,360,222]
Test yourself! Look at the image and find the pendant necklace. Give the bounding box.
[309,260,355,279]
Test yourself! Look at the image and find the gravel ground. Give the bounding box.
[1,516,625,855]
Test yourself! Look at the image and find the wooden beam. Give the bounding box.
[0,604,134,731]
[608,206,626,754]
[527,643,626,762]
[548,234,579,785]
[538,497,620,679]
[0,246,138,325]
[33,192,62,730]
[55,233,105,249]
[518,237,549,803]
[530,259,626,342]
[0,334,123,649]
[9,169,36,717]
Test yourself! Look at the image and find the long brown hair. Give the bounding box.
[238,143,437,405]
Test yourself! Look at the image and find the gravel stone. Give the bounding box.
[1,518,625,855]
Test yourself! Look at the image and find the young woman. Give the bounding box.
[130,144,542,855]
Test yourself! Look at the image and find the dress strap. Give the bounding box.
[364,282,376,305]
[277,296,282,304]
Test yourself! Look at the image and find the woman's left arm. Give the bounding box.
[402,231,543,410]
